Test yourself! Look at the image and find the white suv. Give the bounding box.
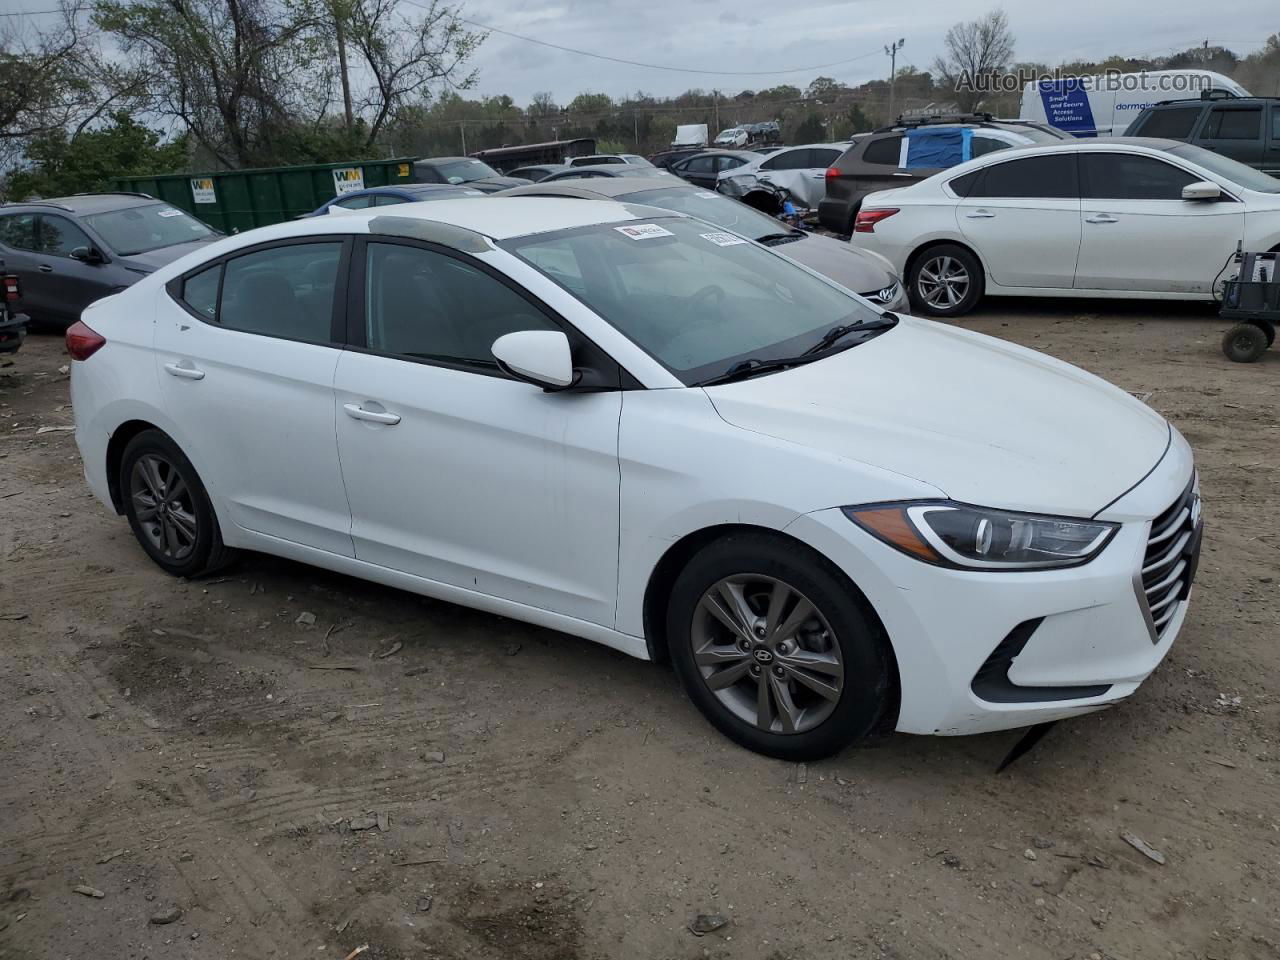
[68,197,1201,759]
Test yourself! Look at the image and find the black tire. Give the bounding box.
[907,243,985,318]
[119,429,237,577]
[1222,323,1269,363]
[667,532,895,761]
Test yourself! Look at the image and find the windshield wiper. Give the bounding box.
[695,356,814,387]
[755,231,806,246]
[801,316,898,356]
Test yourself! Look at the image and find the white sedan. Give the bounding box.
[717,143,848,208]
[68,198,1200,759]
[851,137,1280,317]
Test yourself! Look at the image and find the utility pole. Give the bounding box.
[460,122,467,155]
[713,90,720,132]
[885,38,905,120]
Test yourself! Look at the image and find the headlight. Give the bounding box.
[842,501,1118,570]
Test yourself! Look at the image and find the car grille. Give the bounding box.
[1140,475,1200,641]
[861,281,900,305]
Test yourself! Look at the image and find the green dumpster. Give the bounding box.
[113,157,419,233]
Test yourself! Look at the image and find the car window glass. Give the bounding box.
[968,154,1077,198]
[218,242,341,343]
[685,156,715,174]
[811,149,841,167]
[862,135,904,166]
[1081,153,1197,200]
[0,213,38,251]
[717,156,747,171]
[182,264,220,320]
[1203,107,1261,140]
[364,242,557,370]
[970,135,1011,158]
[1136,106,1203,139]
[1274,111,1280,140]
[37,214,94,257]
[372,195,406,206]
[949,169,983,196]
[761,149,809,171]
[336,195,374,209]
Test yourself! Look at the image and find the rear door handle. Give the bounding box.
[38,264,53,273]
[965,210,996,219]
[164,361,205,380]
[343,402,400,425]
[1086,214,1118,224]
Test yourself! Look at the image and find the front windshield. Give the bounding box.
[433,159,501,183]
[83,203,217,256]
[1167,144,1280,193]
[504,217,880,384]
[621,186,790,241]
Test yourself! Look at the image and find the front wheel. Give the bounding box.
[119,430,237,577]
[667,533,894,760]
[908,244,984,318]
[1222,322,1269,363]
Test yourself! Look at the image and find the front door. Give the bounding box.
[155,237,355,555]
[28,214,118,324]
[956,153,1083,289]
[333,239,622,627]
[1075,152,1245,294]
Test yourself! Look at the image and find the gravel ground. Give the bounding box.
[1,301,1277,960]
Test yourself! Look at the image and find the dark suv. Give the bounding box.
[0,193,219,327]
[817,115,1070,234]
[1125,96,1280,174]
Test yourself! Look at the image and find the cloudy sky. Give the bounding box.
[0,0,1273,105]
[457,0,1275,103]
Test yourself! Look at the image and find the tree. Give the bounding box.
[932,8,1015,112]
[528,91,557,118]
[4,111,187,198]
[343,0,483,149]
[790,112,825,143]
[568,92,612,116]
[804,76,845,102]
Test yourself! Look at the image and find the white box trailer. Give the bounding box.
[1020,69,1250,137]
[672,124,708,147]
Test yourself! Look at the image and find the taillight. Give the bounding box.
[854,208,900,233]
[825,166,840,180]
[3,275,19,301]
[66,320,106,361]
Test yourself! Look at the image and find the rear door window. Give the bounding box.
[968,154,1078,199]
[1202,107,1262,140]
[683,156,716,174]
[862,136,904,166]
[810,148,842,167]
[335,195,375,209]
[760,149,811,171]
[1080,154,1197,200]
[717,155,748,172]
[1132,105,1203,139]
[0,213,38,251]
[215,242,343,343]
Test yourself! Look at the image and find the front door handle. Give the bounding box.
[343,402,400,425]
[1086,213,1119,224]
[965,210,996,219]
[38,264,53,273]
[164,361,205,380]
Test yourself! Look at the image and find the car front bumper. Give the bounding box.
[785,432,1199,736]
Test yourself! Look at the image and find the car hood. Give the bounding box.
[465,176,533,193]
[705,317,1170,517]
[116,238,219,273]
[775,233,897,294]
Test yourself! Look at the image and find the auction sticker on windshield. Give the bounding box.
[615,224,674,240]
[701,232,747,247]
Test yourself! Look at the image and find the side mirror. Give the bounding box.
[1182,181,1222,201]
[70,245,104,264]
[491,330,576,390]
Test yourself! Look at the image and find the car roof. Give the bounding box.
[501,177,686,200]
[1,193,161,215]
[314,196,680,241]
[546,165,670,178]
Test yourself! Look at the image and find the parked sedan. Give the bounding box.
[568,154,655,168]
[303,183,484,217]
[538,165,675,183]
[852,137,1280,317]
[668,150,758,190]
[506,164,572,182]
[0,193,219,327]
[501,176,907,310]
[69,197,1200,760]
[717,144,848,209]
[412,157,530,192]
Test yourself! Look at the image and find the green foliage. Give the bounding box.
[4,112,188,199]
[596,139,627,155]
[790,112,826,144]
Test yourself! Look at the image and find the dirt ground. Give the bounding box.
[1,301,1278,960]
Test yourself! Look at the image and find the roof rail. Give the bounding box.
[875,112,994,133]
[0,198,74,211]
[69,190,155,200]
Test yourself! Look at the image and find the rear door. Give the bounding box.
[1194,104,1265,168]
[956,153,1083,289]
[676,154,718,188]
[1074,151,1244,294]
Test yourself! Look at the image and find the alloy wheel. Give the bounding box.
[690,575,844,734]
[130,453,198,561]
[917,254,971,309]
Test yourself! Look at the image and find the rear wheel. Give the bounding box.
[908,244,984,318]
[1222,323,1269,363]
[119,430,236,577]
[667,533,894,760]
